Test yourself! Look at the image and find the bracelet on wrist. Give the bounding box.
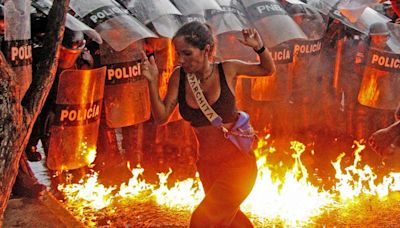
[254,46,265,54]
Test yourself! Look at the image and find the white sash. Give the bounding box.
[186,73,223,127]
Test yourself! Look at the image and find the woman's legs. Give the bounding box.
[230,210,254,228]
[190,155,257,227]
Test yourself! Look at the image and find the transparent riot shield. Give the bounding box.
[321,2,390,36]
[355,7,391,33]
[3,0,31,100]
[337,0,382,23]
[101,40,151,128]
[32,0,102,44]
[288,2,325,100]
[207,0,255,61]
[172,0,221,16]
[118,0,181,23]
[358,48,400,110]
[151,15,183,38]
[251,42,294,101]
[307,0,340,15]
[216,31,258,61]
[288,37,324,102]
[118,0,182,38]
[286,2,327,39]
[69,0,157,51]
[387,22,400,54]
[206,0,249,35]
[172,0,222,24]
[180,11,208,24]
[47,67,107,171]
[241,0,306,48]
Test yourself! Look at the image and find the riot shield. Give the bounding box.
[32,0,102,44]
[288,1,325,100]
[118,0,182,38]
[323,2,390,35]
[306,0,340,15]
[356,7,391,34]
[69,0,157,51]
[3,0,32,99]
[387,22,400,53]
[180,11,208,24]
[358,48,400,110]
[207,0,255,61]
[47,67,107,171]
[307,1,375,35]
[286,2,327,39]
[216,31,258,61]
[118,0,181,24]
[100,40,151,128]
[172,0,222,24]
[290,38,324,99]
[172,0,221,16]
[151,15,183,38]
[206,0,249,35]
[241,0,306,48]
[251,42,294,101]
[337,0,381,23]
[284,2,326,132]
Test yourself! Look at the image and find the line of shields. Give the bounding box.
[20,0,400,175]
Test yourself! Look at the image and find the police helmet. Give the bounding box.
[59,28,86,69]
[62,28,85,50]
[286,4,306,17]
[369,22,390,36]
[383,1,392,10]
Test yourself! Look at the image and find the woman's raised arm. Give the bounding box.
[141,51,179,125]
[226,28,276,77]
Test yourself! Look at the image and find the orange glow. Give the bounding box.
[78,71,95,166]
[358,69,381,107]
[158,39,181,121]
[333,38,343,90]
[59,137,400,226]
[159,39,175,99]
[332,141,400,199]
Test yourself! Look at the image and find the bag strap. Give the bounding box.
[187,73,256,152]
[186,73,229,131]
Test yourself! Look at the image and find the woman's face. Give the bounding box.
[173,36,208,73]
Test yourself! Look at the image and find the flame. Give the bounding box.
[158,39,181,121]
[332,140,400,199]
[152,169,203,209]
[80,141,96,165]
[59,137,400,226]
[159,39,175,99]
[58,172,116,210]
[358,70,381,107]
[242,141,335,226]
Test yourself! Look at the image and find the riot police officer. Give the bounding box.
[0,5,47,198]
[26,28,88,162]
[382,1,400,23]
[354,22,396,140]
